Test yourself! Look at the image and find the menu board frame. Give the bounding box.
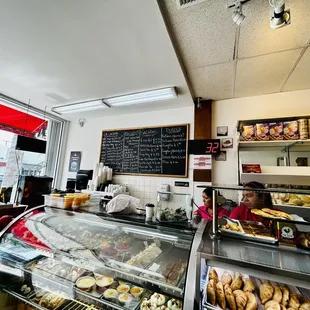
[99,123,189,178]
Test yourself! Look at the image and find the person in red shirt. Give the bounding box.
[230,181,273,222]
[194,188,230,222]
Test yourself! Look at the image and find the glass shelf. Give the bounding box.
[197,184,310,195]
[199,224,310,283]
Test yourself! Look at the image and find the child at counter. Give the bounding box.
[194,188,230,222]
[230,181,273,222]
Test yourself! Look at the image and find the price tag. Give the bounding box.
[0,263,23,277]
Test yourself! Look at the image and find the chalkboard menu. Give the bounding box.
[100,124,189,177]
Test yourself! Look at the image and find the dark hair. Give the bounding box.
[203,188,213,198]
[243,181,273,208]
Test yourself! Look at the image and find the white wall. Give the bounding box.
[61,106,194,207]
[212,89,310,188]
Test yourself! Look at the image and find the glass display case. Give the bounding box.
[0,205,198,310]
[196,185,310,310]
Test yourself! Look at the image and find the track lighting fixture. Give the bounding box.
[269,0,291,29]
[227,0,250,26]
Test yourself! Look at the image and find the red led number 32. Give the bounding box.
[205,142,219,154]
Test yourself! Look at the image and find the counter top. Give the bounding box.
[76,204,197,235]
[199,223,310,284]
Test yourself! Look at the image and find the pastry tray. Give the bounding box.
[76,277,151,310]
[139,246,189,288]
[219,218,278,245]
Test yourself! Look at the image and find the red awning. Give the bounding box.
[0,104,47,138]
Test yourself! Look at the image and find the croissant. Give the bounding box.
[207,279,217,306]
[209,268,219,283]
[273,286,283,304]
[260,282,274,304]
[225,284,237,310]
[221,272,233,286]
[265,300,281,310]
[289,294,300,309]
[280,306,286,310]
[233,290,247,310]
[281,287,290,307]
[245,292,258,310]
[231,275,243,291]
[243,279,255,293]
[300,303,310,310]
[216,281,226,309]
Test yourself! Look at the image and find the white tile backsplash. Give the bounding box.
[112,175,192,207]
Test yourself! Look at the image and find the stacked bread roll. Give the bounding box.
[206,269,258,310]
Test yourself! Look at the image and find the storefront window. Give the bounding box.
[0,100,67,203]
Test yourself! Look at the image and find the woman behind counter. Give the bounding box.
[194,188,230,222]
[230,181,273,222]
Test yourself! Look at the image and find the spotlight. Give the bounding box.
[232,9,246,25]
[227,0,249,26]
[269,0,291,29]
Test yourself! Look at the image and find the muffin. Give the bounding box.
[118,293,133,305]
[103,289,118,301]
[117,284,130,294]
[130,286,144,299]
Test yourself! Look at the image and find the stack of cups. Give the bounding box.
[298,119,309,140]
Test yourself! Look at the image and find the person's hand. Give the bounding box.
[193,212,202,224]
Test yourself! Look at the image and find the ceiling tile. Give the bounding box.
[162,0,237,69]
[188,62,234,100]
[283,47,310,91]
[238,0,310,58]
[234,49,302,98]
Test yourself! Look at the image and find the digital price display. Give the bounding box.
[204,140,220,154]
[189,139,221,155]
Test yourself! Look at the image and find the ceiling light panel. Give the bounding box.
[52,100,109,115]
[104,87,177,107]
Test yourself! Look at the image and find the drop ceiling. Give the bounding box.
[0,0,309,119]
[161,0,310,100]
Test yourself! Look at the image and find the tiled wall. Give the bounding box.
[112,175,193,208]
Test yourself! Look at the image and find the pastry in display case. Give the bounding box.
[0,204,194,310]
[196,185,310,310]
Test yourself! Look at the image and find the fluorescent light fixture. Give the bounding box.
[103,87,177,107]
[52,100,109,115]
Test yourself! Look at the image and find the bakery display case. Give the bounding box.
[0,205,199,310]
[196,185,310,310]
